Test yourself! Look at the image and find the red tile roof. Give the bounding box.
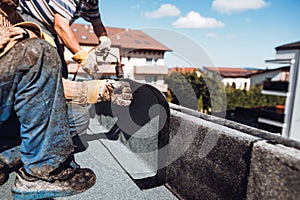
[169,67,201,74]
[71,24,171,51]
[71,24,125,45]
[205,67,255,78]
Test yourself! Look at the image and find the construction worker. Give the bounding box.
[18,0,112,78]
[18,0,113,139]
[0,1,96,198]
[0,0,131,198]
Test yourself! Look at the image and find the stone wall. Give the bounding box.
[165,104,300,200]
[246,141,300,200]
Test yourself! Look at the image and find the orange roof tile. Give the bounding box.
[71,24,125,45]
[110,29,171,51]
[205,67,254,78]
[169,67,201,73]
[71,24,171,51]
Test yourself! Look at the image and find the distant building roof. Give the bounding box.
[250,66,290,76]
[71,24,125,45]
[276,41,300,51]
[110,29,171,51]
[169,67,201,74]
[204,67,255,78]
[71,24,171,52]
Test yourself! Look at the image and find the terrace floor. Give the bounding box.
[1,120,177,200]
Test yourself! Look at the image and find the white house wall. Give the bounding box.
[122,57,165,65]
[122,56,167,84]
[122,57,165,76]
[272,71,289,81]
[223,78,251,90]
[64,46,168,92]
[134,74,168,92]
[286,49,300,141]
[250,70,282,86]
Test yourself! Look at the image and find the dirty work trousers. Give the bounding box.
[0,38,77,176]
[19,10,69,79]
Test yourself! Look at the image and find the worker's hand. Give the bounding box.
[87,80,133,106]
[95,36,111,59]
[72,49,97,76]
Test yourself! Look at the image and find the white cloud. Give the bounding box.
[144,4,181,18]
[172,11,225,29]
[225,34,238,39]
[212,0,269,14]
[206,33,219,38]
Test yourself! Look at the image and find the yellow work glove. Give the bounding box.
[72,49,97,76]
[87,79,132,106]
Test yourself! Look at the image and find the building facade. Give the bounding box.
[258,41,300,140]
[203,67,254,90]
[64,24,171,92]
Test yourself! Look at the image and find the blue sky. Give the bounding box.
[82,0,300,69]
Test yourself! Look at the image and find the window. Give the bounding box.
[145,75,157,83]
[146,58,152,64]
[232,82,236,89]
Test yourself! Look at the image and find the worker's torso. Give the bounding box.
[19,0,100,32]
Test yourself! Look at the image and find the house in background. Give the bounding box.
[257,41,300,141]
[64,24,171,92]
[203,67,255,90]
[168,67,202,77]
[249,66,290,90]
[200,66,289,91]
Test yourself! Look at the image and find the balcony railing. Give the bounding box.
[263,80,289,92]
[259,107,285,123]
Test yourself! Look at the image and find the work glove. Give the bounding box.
[72,49,97,76]
[95,36,111,59]
[63,79,133,106]
[87,79,132,106]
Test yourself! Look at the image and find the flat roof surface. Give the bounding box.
[0,129,177,200]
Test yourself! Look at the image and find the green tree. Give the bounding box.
[225,85,286,110]
[165,71,198,110]
[165,70,226,113]
[166,71,285,114]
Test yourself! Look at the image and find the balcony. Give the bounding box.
[262,80,289,96]
[259,106,285,122]
[134,65,168,75]
[263,80,289,92]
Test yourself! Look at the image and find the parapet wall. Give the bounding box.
[166,104,300,200]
